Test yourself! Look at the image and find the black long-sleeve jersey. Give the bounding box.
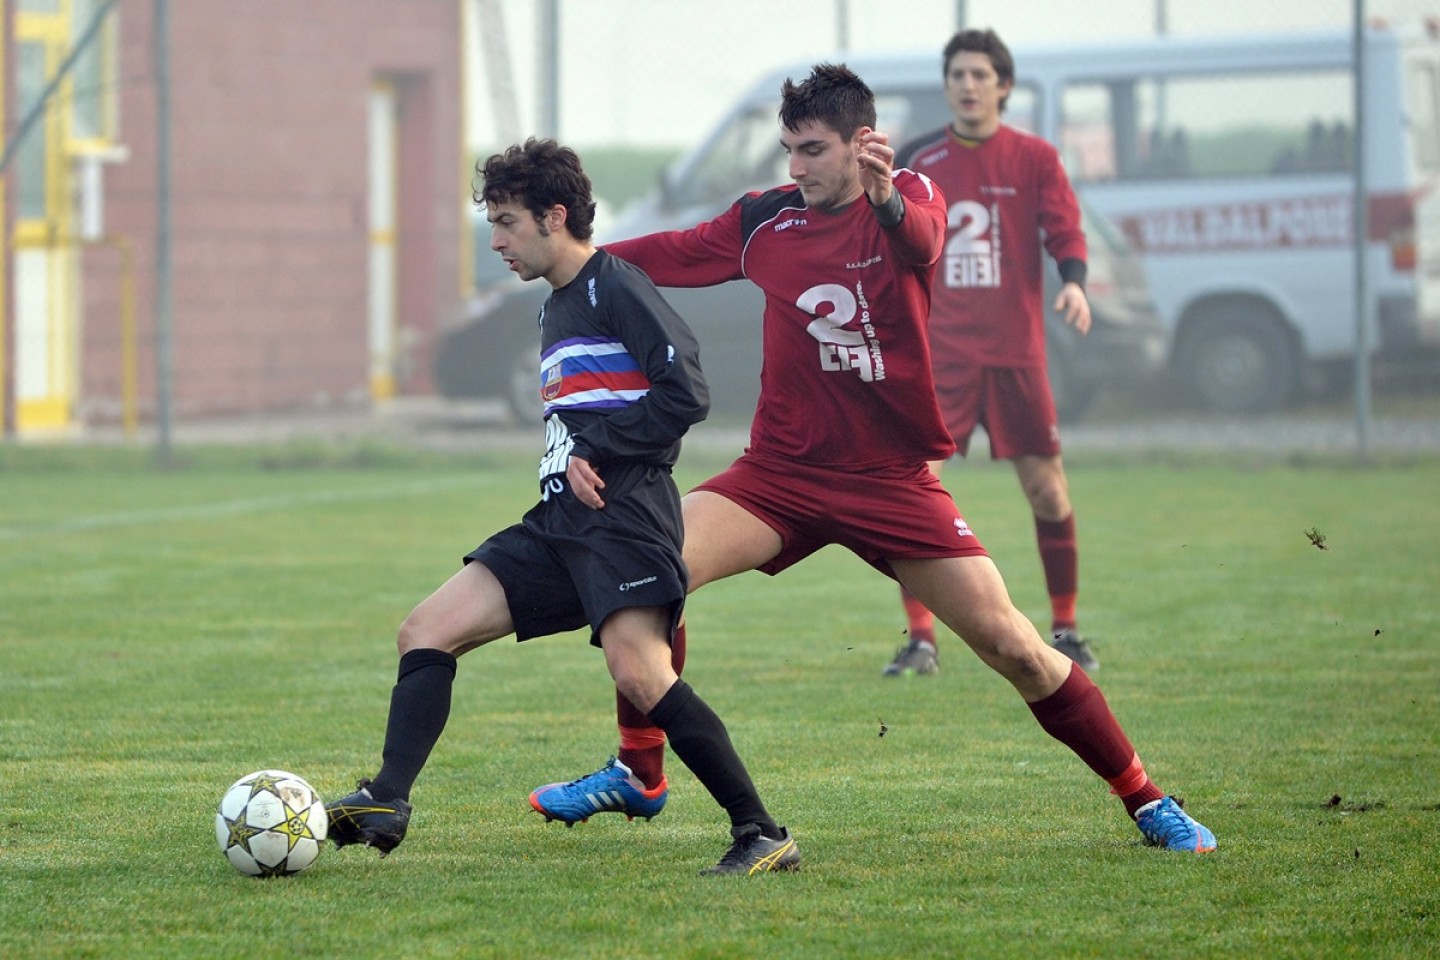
[533,250,709,487]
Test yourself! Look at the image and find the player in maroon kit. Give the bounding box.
[884,28,1097,679]
[529,63,1216,855]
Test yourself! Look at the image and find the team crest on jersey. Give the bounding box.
[542,362,563,401]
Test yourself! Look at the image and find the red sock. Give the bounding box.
[616,621,687,789]
[900,586,936,647]
[1036,514,1078,632]
[1027,664,1165,817]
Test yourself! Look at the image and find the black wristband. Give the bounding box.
[869,190,905,229]
[1058,257,1087,290]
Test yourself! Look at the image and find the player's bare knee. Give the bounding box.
[1023,480,1068,518]
[964,616,1049,678]
[395,610,427,656]
[996,643,1054,686]
[608,660,667,714]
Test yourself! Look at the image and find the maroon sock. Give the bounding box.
[900,586,936,647]
[1036,514,1078,631]
[1028,664,1163,816]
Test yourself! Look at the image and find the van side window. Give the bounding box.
[1060,69,1354,183]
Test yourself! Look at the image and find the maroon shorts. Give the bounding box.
[932,364,1061,460]
[692,452,988,579]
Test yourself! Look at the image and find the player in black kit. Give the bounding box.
[325,138,797,876]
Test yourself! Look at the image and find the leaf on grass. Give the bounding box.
[1304,527,1329,550]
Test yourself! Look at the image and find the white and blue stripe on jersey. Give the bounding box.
[540,335,652,414]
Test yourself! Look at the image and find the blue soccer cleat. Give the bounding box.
[528,757,668,826]
[1135,796,1217,853]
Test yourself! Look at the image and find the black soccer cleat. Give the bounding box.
[325,779,412,856]
[700,823,801,876]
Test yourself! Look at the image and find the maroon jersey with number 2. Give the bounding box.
[605,170,956,470]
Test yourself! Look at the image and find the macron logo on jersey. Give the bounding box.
[774,217,807,233]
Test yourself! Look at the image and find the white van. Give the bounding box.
[632,23,1440,412]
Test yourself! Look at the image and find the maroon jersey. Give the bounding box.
[897,125,1086,367]
[605,170,955,469]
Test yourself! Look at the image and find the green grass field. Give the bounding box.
[2,441,1437,959]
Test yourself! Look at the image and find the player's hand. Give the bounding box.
[1054,282,1092,335]
[856,128,895,206]
[567,455,606,509]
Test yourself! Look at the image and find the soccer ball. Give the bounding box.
[215,769,328,877]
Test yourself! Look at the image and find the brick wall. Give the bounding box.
[81,0,462,421]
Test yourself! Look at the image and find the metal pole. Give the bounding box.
[1352,0,1371,459]
[154,0,173,464]
[537,0,559,138]
[836,0,849,52]
[955,1,967,29]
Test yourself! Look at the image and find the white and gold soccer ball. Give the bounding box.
[215,769,328,877]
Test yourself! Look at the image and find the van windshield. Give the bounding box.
[679,105,786,208]
[672,92,948,209]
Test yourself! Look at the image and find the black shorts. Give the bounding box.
[465,462,687,647]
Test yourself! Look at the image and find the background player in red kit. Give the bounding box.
[884,28,1098,679]
[529,64,1216,855]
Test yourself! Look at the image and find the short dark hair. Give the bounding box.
[474,138,596,240]
[778,63,876,141]
[942,28,1015,111]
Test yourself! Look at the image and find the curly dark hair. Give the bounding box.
[474,138,596,240]
[778,63,876,141]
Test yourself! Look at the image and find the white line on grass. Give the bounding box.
[0,476,482,541]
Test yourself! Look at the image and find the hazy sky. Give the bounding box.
[465,0,1430,149]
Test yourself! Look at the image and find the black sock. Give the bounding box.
[647,680,781,839]
[365,648,457,802]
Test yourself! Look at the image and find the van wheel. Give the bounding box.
[1176,305,1298,413]
[506,341,543,425]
